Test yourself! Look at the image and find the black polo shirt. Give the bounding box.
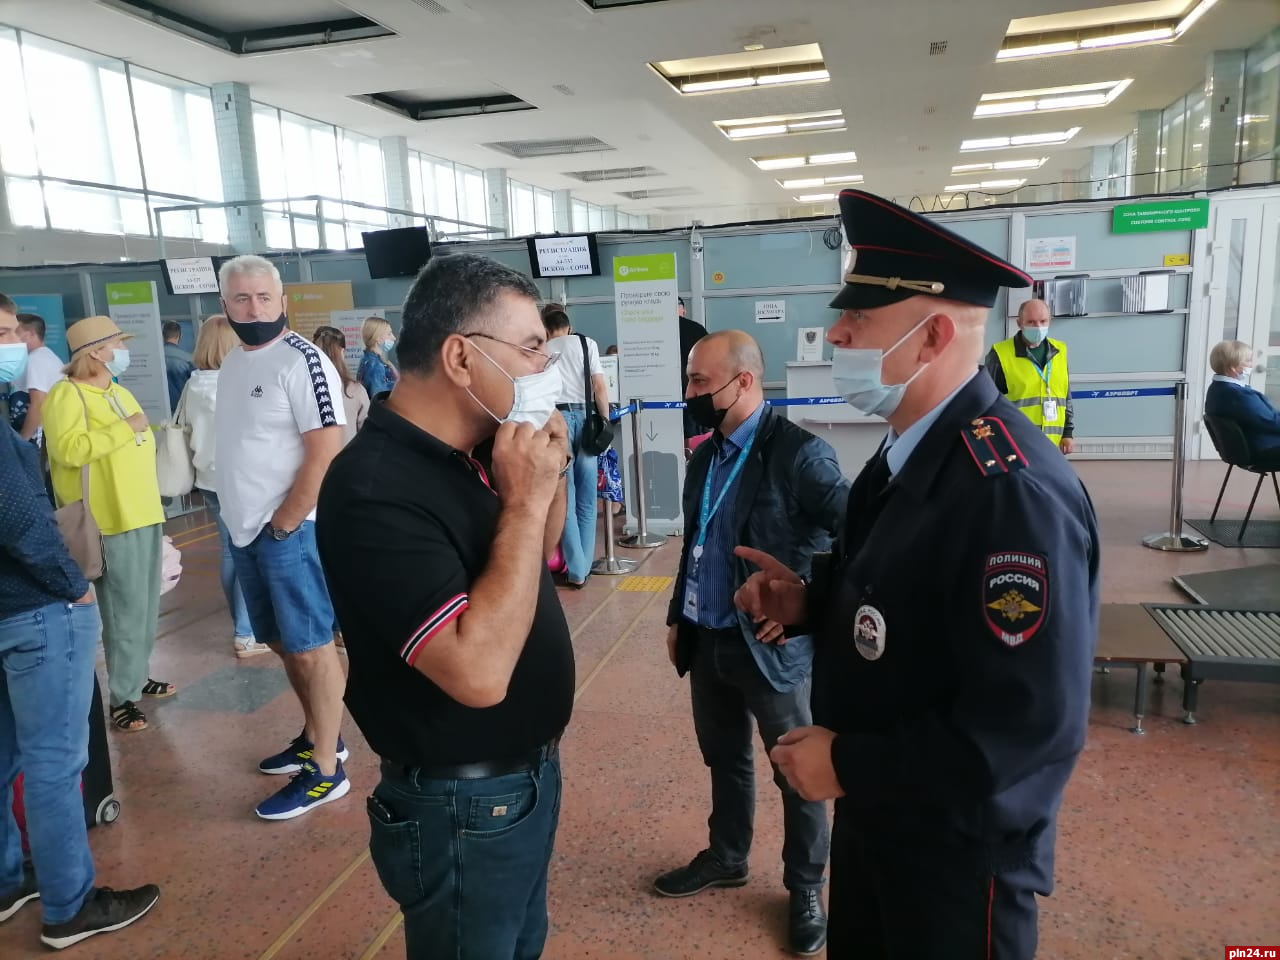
[315,402,575,767]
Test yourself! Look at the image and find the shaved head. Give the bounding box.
[693,329,765,379]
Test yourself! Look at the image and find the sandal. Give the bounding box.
[141,678,176,699]
[110,701,148,732]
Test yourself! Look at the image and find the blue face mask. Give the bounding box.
[105,347,131,378]
[1021,325,1049,346]
[0,342,28,383]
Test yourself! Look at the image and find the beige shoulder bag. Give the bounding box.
[54,384,106,581]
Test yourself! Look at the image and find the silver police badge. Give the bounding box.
[853,605,886,661]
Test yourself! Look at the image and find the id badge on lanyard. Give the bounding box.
[683,432,755,623]
[1035,357,1056,423]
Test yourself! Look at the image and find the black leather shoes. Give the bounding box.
[653,850,748,898]
[788,887,828,956]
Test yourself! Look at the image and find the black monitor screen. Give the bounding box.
[362,227,432,279]
[526,234,601,278]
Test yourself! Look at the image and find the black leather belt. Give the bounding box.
[382,736,560,782]
[555,402,585,411]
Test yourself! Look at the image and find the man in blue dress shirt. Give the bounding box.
[655,330,848,957]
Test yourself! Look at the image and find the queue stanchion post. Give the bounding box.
[618,397,667,550]
[1142,380,1208,552]
[592,405,639,575]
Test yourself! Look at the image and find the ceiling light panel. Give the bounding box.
[778,174,864,189]
[973,79,1131,117]
[951,157,1048,174]
[716,110,845,141]
[960,128,1080,151]
[944,178,1027,191]
[651,43,831,96]
[794,193,837,202]
[751,151,857,171]
[996,0,1216,61]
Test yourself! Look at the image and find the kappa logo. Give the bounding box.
[250,385,263,398]
[983,552,1048,647]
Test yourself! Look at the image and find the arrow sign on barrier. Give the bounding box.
[645,420,659,442]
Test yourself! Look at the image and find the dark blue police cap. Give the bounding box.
[830,189,1031,311]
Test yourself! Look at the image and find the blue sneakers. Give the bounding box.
[258,732,350,775]
[255,761,351,821]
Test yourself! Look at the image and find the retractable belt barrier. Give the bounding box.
[603,383,1200,556]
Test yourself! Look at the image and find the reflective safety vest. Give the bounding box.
[993,337,1069,446]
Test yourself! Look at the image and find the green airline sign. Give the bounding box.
[1112,199,1209,234]
[104,281,155,305]
[613,253,677,283]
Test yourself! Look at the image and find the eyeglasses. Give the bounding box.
[464,333,561,372]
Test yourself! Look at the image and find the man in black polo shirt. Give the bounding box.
[316,253,575,960]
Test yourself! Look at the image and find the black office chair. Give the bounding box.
[1202,413,1280,540]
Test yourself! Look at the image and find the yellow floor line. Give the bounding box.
[357,911,406,960]
[256,850,371,960]
[167,520,214,539]
[360,582,668,957]
[170,530,220,550]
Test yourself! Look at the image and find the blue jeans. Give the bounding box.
[0,600,98,923]
[231,522,334,654]
[200,489,253,639]
[368,751,562,960]
[560,410,599,583]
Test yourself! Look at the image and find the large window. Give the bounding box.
[406,151,492,238]
[1241,28,1279,182]
[253,103,389,249]
[0,27,224,241]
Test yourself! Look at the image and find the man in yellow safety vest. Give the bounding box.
[983,298,1074,453]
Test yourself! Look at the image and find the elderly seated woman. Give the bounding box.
[1205,339,1280,468]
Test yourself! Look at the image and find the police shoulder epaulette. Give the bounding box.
[961,416,1028,478]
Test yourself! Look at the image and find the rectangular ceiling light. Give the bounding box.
[974,79,1132,117]
[951,157,1048,174]
[716,110,845,141]
[778,174,864,189]
[960,128,1080,152]
[794,193,837,202]
[752,150,857,171]
[944,178,1028,191]
[652,43,830,96]
[996,0,1215,61]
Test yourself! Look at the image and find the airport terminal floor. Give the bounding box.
[2,460,1277,960]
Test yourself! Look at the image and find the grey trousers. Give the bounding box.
[97,524,162,707]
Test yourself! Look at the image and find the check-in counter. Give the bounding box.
[784,361,888,478]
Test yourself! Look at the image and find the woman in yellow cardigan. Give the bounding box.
[43,316,172,732]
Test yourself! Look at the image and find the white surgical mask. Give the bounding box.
[1021,325,1049,345]
[467,342,561,429]
[831,314,934,419]
[105,347,131,378]
[1238,366,1253,383]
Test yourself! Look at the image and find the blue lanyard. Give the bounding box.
[693,430,756,554]
[1027,350,1052,389]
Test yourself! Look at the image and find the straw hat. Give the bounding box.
[66,315,134,355]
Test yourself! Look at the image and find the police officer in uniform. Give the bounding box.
[734,189,1100,959]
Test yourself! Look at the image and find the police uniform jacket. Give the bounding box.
[810,370,1100,875]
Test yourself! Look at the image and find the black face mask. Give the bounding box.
[228,314,288,347]
[686,376,741,431]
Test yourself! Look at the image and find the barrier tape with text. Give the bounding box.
[609,386,1176,420]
